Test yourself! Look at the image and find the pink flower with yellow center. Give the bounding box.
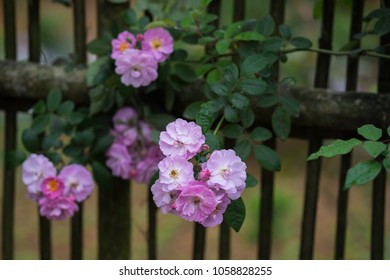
[41,176,64,199]
[142,27,174,63]
[111,31,136,59]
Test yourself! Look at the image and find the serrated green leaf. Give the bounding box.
[307,138,362,160]
[240,109,255,128]
[254,145,281,172]
[222,63,239,83]
[122,9,137,25]
[223,124,244,139]
[234,31,265,41]
[32,100,46,114]
[257,94,279,108]
[216,39,231,54]
[144,19,176,30]
[46,152,62,165]
[358,124,382,141]
[87,38,111,56]
[374,17,390,36]
[344,160,381,190]
[280,96,300,117]
[31,113,50,133]
[272,107,291,140]
[57,101,75,116]
[183,102,203,120]
[234,140,251,161]
[22,129,40,153]
[205,131,222,151]
[363,141,387,158]
[237,79,268,95]
[197,64,213,76]
[246,173,258,188]
[47,88,62,112]
[241,55,271,76]
[250,127,272,141]
[196,103,213,133]
[224,105,239,123]
[207,69,221,85]
[229,93,250,109]
[290,37,312,49]
[383,158,390,173]
[224,197,246,232]
[279,24,291,39]
[87,56,110,87]
[92,161,113,189]
[256,15,275,37]
[206,99,226,113]
[42,134,62,151]
[210,82,228,96]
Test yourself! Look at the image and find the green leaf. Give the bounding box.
[146,114,176,130]
[31,113,50,133]
[224,105,239,123]
[32,100,46,114]
[92,161,113,189]
[229,93,250,109]
[224,197,246,232]
[241,55,271,76]
[223,124,244,139]
[87,56,110,87]
[357,124,382,141]
[210,82,228,96]
[240,109,255,128]
[257,94,279,108]
[205,131,222,151]
[122,9,137,25]
[234,140,251,161]
[22,129,40,153]
[42,134,62,151]
[344,160,382,190]
[144,19,176,30]
[206,99,226,113]
[183,102,203,120]
[251,127,272,141]
[363,141,387,158]
[290,37,312,49]
[63,144,83,157]
[245,173,258,188]
[225,21,245,39]
[307,138,362,160]
[254,145,281,172]
[387,126,390,137]
[197,64,213,76]
[207,69,221,85]
[6,150,27,169]
[175,64,197,83]
[68,111,85,125]
[47,88,62,112]
[256,15,275,37]
[216,39,231,54]
[196,103,213,133]
[234,31,265,41]
[46,152,62,165]
[237,79,268,95]
[383,158,390,173]
[91,134,114,156]
[279,24,291,39]
[374,17,390,36]
[280,96,300,117]
[57,101,75,116]
[87,38,111,56]
[165,84,175,111]
[272,107,291,140]
[200,0,213,7]
[222,63,239,83]
[89,85,108,116]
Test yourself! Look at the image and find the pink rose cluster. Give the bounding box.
[22,154,94,221]
[105,107,164,183]
[151,119,247,227]
[111,28,174,88]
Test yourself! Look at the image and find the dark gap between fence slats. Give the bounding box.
[258,138,276,260]
[371,8,390,258]
[257,0,285,260]
[96,0,131,260]
[148,186,157,260]
[28,0,40,62]
[299,0,334,260]
[233,0,245,22]
[3,0,16,59]
[39,215,52,259]
[1,111,17,259]
[70,0,87,260]
[335,0,364,260]
[192,223,206,260]
[73,0,87,64]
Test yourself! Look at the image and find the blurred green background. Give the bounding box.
[0,0,389,259]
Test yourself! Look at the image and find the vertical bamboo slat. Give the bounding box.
[258,0,285,260]
[28,0,40,62]
[148,187,157,260]
[335,0,364,260]
[193,224,206,260]
[1,0,17,260]
[299,0,334,260]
